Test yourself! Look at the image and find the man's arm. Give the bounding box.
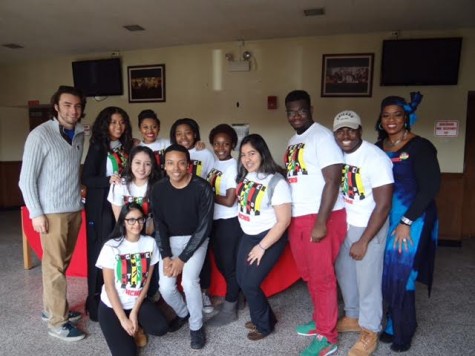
[178,179,214,262]
[19,132,49,233]
[349,184,393,260]
[311,163,342,242]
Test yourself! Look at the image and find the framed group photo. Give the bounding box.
[321,53,374,97]
[128,64,166,103]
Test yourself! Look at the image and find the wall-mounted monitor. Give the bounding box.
[72,58,123,96]
[381,38,462,86]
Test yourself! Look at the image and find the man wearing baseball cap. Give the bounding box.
[333,110,394,356]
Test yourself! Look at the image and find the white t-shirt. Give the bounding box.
[107,181,148,208]
[207,158,238,220]
[341,140,394,227]
[189,147,215,178]
[96,236,159,310]
[237,172,292,235]
[140,138,170,168]
[285,122,344,217]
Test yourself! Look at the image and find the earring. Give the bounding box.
[404,122,408,128]
[378,123,383,130]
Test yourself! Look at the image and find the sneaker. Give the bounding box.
[296,320,317,336]
[202,292,214,314]
[348,329,378,356]
[48,322,86,342]
[42,311,82,323]
[169,313,190,332]
[190,326,206,349]
[134,327,148,348]
[300,334,337,356]
[337,316,361,333]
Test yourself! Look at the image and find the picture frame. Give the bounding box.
[321,53,374,97]
[128,64,166,103]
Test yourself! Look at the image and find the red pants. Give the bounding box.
[289,209,346,343]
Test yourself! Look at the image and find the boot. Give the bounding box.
[207,301,237,327]
[348,328,378,356]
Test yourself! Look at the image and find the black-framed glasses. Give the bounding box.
[286,109,310,118]
[124,217,146,225]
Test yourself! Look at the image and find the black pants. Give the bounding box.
[236,229,287,335]
[211,217,243,302]
[98,300,168,356]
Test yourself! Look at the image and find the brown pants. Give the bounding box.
[40,211,82,328]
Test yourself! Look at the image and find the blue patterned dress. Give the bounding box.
[377,136,440,346]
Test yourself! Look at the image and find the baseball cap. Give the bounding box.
[333,110,362,132]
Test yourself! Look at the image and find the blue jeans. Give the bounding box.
[236,229,287,335]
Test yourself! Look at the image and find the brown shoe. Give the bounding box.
[247,330,267,341]
[134,327,148,348]
[348,329,378,356]
[337,316,361,333]
[245,321,256,330]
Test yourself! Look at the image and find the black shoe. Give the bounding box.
[390,342,411,352]
[379,331,394,343]
[168,314,190,332]
[190,327,206,349]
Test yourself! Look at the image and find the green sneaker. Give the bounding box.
[300,334,337,356]
[296,320,317,336]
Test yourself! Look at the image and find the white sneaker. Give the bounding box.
[202,292,214,314]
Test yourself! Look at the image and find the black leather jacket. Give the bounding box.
[151,175,214,262]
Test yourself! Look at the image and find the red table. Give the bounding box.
[22,207,300,297]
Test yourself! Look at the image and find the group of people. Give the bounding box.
[19,86,440,356]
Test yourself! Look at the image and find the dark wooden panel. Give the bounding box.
[462,91,475,238]
[436,173,463,241]
[0,161,24,208]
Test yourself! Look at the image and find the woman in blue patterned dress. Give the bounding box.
[375,92,441,352]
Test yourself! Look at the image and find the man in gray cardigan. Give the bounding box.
[19,86,87,341]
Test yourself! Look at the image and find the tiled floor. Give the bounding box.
[1,208,474,355]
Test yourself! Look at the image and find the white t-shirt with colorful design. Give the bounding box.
[96,236,159,310]
[207,158,238,220]
[107,181,150,215]
[189,147,215,178]
[341,140,394,227]
[285,122,344,217]
[237,172,291,235]
[140,138,170,169]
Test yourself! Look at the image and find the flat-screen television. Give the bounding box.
[381,38,462,86]
[72,58,123,96]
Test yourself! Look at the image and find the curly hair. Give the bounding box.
[90,106,133,153]
[209,124,238,149]
[169,118,200,146]
[138,109,160,128]
[50,85,87,119]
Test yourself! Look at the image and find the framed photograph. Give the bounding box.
[128,64,166,103]
[321,53,374,97]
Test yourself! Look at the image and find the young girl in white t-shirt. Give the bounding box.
[206,124,243,326]
[96,203,168,356]
[235,134,292,341]
[107,145,162,224]
[137,109,170,172]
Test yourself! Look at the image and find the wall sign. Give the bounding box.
[434,120,459,137]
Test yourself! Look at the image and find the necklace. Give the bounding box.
[386,130,408,147]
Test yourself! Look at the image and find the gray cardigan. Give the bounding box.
[19,119,84,218]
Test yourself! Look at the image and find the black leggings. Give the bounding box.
[98,300,168,356]
[211,217,243,302]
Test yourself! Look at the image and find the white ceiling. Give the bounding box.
[0,0,474,65]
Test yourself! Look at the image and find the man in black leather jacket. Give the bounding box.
[150,144,214,350]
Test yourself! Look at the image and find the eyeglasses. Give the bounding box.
[124,217,146,225]
[286,109,310,118]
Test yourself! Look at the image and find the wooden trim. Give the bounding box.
[436,173,463,241]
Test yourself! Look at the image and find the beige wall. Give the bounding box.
[1,28,474,171]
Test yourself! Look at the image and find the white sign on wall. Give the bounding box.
[434,120,459,137]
